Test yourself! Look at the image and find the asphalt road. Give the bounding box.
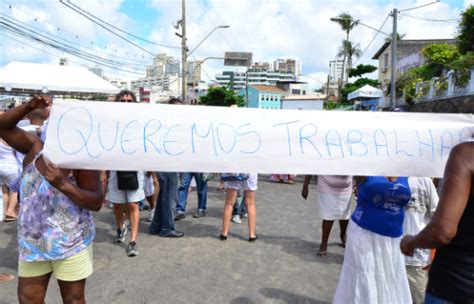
[0,175,346,304]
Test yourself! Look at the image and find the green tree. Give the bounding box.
[458,5,474,54]
[340,63,379,103]
[420,44,460,78]
[199,86,244,107]
[349,64,377,78]
[337,40,362,80]
[341,78,380,102]
[449,51,474,87]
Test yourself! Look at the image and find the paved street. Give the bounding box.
[0,175,346,304]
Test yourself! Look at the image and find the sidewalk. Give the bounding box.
[0,175,344,303]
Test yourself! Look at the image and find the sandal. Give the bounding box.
[317,250,327,257]
[4,215,17,222]
[318,243,328,256]
[0,273,15,282]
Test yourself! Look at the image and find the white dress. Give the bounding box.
[315,175,353,221]
[333,220,412,303]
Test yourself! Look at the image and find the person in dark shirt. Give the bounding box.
[401,142,474,303]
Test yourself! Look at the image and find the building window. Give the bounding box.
[383,53,389,72]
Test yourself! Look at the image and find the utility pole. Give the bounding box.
[181,0,187,102]
[390,8,398,110]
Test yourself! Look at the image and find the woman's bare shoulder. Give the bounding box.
[451,142,474,167]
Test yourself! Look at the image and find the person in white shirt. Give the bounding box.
[404,177,439,304]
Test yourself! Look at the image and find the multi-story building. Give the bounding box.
[273,58,302,76]
[146,53,180,78]
[131,74,180,92]
[215,70,295,90]
[250,61,272,72]
[372,39,456,93]
[187,60,202,85]
[104,77,128,90]
[329,60,344,83]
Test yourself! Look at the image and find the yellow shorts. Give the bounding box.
[18,245,93,282]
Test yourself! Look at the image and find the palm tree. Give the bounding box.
[331,13,358,98]
[337,40,362,82]
[385,32,406,43]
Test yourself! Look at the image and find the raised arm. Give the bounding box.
[401,143,473,255]
[0,95,51,155]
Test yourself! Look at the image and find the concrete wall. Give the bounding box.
[403,95,474,113]
[281,99,324,110]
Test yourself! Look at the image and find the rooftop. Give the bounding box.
[372,39,457,60]
[283,94,326,100]
[250,85,286,93]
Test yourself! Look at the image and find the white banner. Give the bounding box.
[43,100,474,177]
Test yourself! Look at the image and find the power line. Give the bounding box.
[1,1,153,63]
[0,12,149,68]
[0,16,145,70]
[0,19,145,75]
[354,13,391,65]
[196,0,236,51]
[63,0,181,49]
[399,1,440,13]
[401,13,459,23]
[0,31,142,78]
[59,0,157,57]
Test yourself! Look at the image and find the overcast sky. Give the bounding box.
[1,0,473,89]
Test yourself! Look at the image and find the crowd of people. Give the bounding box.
[0,91,472,304]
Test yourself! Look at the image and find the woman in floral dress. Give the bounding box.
[0,95,103,303]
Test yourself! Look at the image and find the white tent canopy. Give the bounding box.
[0,61,120,95]
[348,84,383,100]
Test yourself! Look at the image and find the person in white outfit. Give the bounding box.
[333,176,413,303]
[404,177,439,304]
[0,139,19,221]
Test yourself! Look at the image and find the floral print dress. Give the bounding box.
[18,154,95,262]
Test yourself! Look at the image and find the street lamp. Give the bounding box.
[188,25,230,57]
[180,25,230,102]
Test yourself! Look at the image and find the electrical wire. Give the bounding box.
[63,0,181,49]
[0,20,146,75]
[0,31,143,78]
[354,13,391,65]
[399,1,440,13]
[0,18,146,71]
[1,1,153,63]
[59,0,157,57]
[400,13,459,23]
[0,13,149,68]
[196,0,236,51]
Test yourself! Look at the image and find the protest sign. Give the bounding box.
[43,100,473,177]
